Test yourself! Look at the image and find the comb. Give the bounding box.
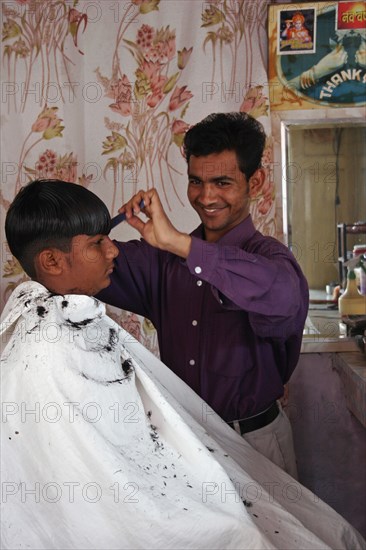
[110,200,145,229]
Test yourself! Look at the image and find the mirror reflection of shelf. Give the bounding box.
[309,289,337,309]
[337,222,366,286]
[306,290,341,339]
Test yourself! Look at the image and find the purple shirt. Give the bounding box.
[98,215,309,422]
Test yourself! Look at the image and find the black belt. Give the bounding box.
[228,402,279,435]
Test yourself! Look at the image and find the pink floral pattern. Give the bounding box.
[96,6,193,211]
[12,106,91,195]
[13,106,63,194]
[107,308,159,357]
[169,86,193,111]
[1,0,278,353]
[239,85,274,236]
[31,107,64,139]
[240,86,268,119]
[107,75,133,117]
[25,150,78,183]
[2,1,88,112]
[132,0,160,14]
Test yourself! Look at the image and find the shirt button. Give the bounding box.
[194,266,202,274]
[197,280,202,287]
[189,359,195,366]
[192,320,198,326]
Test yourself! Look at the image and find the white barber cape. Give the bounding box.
[1,281,364,550]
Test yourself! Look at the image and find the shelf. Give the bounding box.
[342,224,366,234]
[337,223,366,285]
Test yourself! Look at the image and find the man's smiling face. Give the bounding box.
[187,149,253,242]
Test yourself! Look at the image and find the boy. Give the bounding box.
[1,179,363,549]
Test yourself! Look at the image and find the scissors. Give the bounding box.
[110,200,145,229]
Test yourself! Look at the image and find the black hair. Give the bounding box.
[5,179,111,278]
[183,112,266,180]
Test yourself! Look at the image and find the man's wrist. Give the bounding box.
[165,233,192,258]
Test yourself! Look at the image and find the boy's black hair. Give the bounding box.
[5,179,111,278]
[183,112,266,180]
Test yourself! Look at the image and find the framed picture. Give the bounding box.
[278,8,316,55]
[268,1,366,109]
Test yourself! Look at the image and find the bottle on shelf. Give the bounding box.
[353,245,366,296]
[338,268,366,316]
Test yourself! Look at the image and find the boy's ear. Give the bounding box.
[36,248,67,276]
[248,168,266,199]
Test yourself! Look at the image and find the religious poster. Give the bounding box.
[268,1,366,110]
[278,7,316,54]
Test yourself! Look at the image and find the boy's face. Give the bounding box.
[61,234,118,295]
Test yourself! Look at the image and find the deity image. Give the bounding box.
[281,12,312,44]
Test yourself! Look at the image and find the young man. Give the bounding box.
[1,179,364,550]
[97,112,310,479]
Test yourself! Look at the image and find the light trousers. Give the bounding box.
[243,403,298,479]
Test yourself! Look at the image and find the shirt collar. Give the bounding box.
[191,215,257,247]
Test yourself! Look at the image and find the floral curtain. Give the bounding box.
[1,0,277,355]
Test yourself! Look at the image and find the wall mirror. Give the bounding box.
[281,119,366,295]
[281,118,366,338]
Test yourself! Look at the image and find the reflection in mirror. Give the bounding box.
[282,120,366,294]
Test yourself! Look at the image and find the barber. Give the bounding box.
[97,112,309,478]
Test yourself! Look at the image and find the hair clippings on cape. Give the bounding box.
[110,199,145,229]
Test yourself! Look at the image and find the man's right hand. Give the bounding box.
[119,188,192,259]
